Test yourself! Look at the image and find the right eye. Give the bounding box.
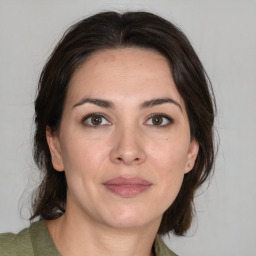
[82,113,112,127]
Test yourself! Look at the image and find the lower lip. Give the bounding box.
[104,184,151,198]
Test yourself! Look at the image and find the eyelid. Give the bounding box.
[81,112,112,127]
[81,112,173,128]
[144,113,174,127]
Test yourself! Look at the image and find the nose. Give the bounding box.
[109,126,146,165]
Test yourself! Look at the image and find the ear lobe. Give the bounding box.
[185,139,199,174]
[46,126,64,172]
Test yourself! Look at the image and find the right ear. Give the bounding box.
[46,126,64,172]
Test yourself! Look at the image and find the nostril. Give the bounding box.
[116,157,140,163]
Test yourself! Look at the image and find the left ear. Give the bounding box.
[185,139,199,174]
[46,126,64,172]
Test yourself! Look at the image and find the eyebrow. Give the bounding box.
[140,98,182,111]
[73,98,114,108]
[72,97,182,111]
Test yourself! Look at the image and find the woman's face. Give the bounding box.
[47,48,198,230]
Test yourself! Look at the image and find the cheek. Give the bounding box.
[148,135,189,197]
[60,137,110,204]
[154,151,185,194]
[61,136,109,173]
[149,135,189,171]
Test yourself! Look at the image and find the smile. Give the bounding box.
[103,177,152,198]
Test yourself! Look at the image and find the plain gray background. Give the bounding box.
[0,0,255,255]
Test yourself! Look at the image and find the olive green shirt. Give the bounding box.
[0,221,177,256]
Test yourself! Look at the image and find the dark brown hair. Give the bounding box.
[32,11,216,236]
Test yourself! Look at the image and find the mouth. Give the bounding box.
[103,177,152,198]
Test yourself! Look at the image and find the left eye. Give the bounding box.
[82,114,111,127]
[145,114,173,127]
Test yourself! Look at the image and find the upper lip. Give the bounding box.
[103,177,152,186]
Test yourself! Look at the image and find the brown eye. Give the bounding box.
[145,114,173,127]
[91,115,102,125]
[83,114,111,127]
[152,116,163,125]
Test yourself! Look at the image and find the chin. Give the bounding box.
[106,218,150,230]
[102,207,160,230]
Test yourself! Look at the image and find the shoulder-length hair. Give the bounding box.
[32,11,216,236]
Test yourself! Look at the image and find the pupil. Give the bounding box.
[153,116,162,125]
[92,116,102,125]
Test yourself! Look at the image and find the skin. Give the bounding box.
[46,48,199,256]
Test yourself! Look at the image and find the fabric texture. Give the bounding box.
[0,221,177,256]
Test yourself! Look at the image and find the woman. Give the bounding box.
[0,11,216,256]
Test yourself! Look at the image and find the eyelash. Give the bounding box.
[81,113,173,128]
[81,113,111,128]
[144,113,174,128]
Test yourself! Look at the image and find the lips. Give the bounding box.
[103,177,152,198]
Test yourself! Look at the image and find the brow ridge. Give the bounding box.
[72,97,182,111]
[73,98,114,108]
[140,97,182,111]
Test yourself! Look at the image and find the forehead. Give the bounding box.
[66,47,183,107]
[84,47,171,74]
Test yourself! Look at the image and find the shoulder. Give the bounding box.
[154,235,179,256]
[0,221,60,256]
[0,232,18,255]
[0,225,33,255]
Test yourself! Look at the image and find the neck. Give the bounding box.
[46,208,161,256]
